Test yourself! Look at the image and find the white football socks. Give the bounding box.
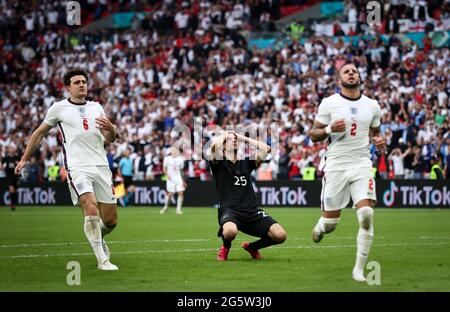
[161,195,171,212]
[316,217,340,234]
[176,196,184,214]
[84,216,108,264]
[354,207,374,275]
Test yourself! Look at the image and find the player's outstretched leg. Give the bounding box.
[352,206,374,282]
[161,192,172,214]
[81,194,118,271]
[243,224,287,259]
[312,216,340,243]
[217,222,237,261]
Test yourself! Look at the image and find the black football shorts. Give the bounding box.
[217,208,277,238]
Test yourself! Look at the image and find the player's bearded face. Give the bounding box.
[339,67,360,89]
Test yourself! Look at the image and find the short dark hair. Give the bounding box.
[337,62,360,78]
[63,69,88,86]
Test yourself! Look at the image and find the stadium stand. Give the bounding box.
[0,0,449,183]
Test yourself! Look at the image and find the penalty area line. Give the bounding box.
[4,242,450,259]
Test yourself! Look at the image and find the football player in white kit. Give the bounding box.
[160,146,186,215]
[308,63,386,282]
[15,69,119,271]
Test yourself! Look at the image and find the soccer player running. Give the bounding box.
[209,130,287,261]
[308,63,386,282]
[160,146,186,215]
[15,69,119,271]
[3,146,21,211]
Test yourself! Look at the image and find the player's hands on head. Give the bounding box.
[331,119,346,132]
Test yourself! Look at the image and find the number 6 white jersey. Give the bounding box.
[44,99,109,170]
[316,93,381,172]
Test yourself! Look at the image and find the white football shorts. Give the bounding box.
[67,166,117,206]
[166,177,185,193]
[321,167,376,211]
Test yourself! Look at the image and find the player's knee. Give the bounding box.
[222,223,238,240]
[273,230,287,243]
[357,206,374,230]
[323,217,340,233]
[83,205,98,216]
[269,225,287,243]
[80,198,97,216]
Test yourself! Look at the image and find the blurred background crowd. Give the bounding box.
[0,0,449,184]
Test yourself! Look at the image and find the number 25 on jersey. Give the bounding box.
[234,176,247,186]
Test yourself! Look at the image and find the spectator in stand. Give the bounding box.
[388,147,409,179]
[276,145,290,180]
[412,145,425,179]
[118,149,135,207]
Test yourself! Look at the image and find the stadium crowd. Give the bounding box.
[0,0,449,184]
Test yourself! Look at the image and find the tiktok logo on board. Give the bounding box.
[383,181,398,207]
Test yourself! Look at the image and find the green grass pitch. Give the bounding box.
[0,207,449,291]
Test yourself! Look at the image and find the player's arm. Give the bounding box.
[96,116,117,144]
[370,126,386,151]
[209,130,228,162]
[15,122,53,175]
[234,132,271,166]
[308,119,346,143]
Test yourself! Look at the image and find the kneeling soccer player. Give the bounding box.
[209,130,287,261]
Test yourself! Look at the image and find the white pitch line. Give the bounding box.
[2,237,355,248]
[419,236,450,240]
[1,236,446,248]
[7,248,218,259]
[0,236,390,249]
[4,242,450,259]
[0,238,211,248]
[280,242,450,249]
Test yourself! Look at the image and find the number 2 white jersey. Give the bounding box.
[44,99,109,170]
[316,93,381,172]
[163,155,184,180]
